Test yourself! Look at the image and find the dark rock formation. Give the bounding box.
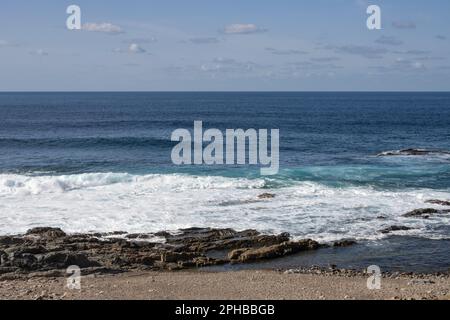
[0,227,323,277]
[377,149,450,157]
[25,227,66,239]
[403,208,450,218]
[380,226,413,234]
[332,240,357,247]
[425,199,450,206]
[258,193,276,199]
[228,240,319,263]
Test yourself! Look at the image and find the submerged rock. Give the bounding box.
[332,240,357,247]
[380,226,413,234]
[377,149,450,157]
[258,193,276,199]
[425,199,450,206]
[25,227,66,239]
[403,208,450,218]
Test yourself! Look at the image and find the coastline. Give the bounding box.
[1,226,449,300]
[1,270,449,300]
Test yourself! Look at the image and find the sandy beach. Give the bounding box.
[1,227,449,300]
[1,270,449,300]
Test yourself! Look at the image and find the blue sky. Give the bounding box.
[0,0,449,91]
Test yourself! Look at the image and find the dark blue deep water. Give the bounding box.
[1,92,450,188]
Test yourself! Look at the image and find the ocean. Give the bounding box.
[0,92,449,271]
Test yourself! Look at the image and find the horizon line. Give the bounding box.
[1,90,450,93]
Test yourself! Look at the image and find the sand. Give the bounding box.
[1,270,449,300]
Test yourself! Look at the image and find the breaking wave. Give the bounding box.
[0,172,449,242]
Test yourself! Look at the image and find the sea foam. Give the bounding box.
[0,173,449,242]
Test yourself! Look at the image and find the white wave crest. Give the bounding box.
[0,173,449,242]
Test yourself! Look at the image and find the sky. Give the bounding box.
[0,0,449,91]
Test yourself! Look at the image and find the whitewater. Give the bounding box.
[1,172,449,242]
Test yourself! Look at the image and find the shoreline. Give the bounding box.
[1,270,449,300]
[1,226,449,300]
[1,227,450,277]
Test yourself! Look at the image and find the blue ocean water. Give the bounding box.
[0,92,449,271]
[1,92,450,186]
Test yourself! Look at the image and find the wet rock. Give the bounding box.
[380,226,413,234]
[0,236,25,246]
[333,240,357,247]
[425,199,450,206]
[0,250,7,265]
[229,240,319,263]
[25,227,66,239]
[154,231,171,237]
[227,248,249,260]
[403,208,450,218]
[258,193,276,199]
[165,228,287,252]
[39,252,99,269]
[378,149,450,157]
[0,227,324,275]
[125,233,153,240]
[192,256,227,267]
[7,253,38,269]
[161,251,200,263]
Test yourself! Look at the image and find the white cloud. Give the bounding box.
[123,37,157,44]
[0,40,19,47]
[82,23,124,34]
[223,24,267,35]
[265,47,308,55]
[113,43,147,54]
[189,37,220,44]
[392,21,416,29]
[375,36,403,46]
[128,43,146,54]
[327,45,388,59]
[30,49,49,56]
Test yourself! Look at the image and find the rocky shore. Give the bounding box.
[1,225,449,300]
[0,227,332,279]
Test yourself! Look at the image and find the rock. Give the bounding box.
[165,228,288,252]
[25,227,66,239]
[425,199,450,206]
[0,227,326,275]
[258,193,276,199]
[154,231,171,237]
[161,251,199,263]
[378,149,450,157]
[0,250,8,265]
[39,252,99,269]
[125,234,153,240]
[403,208,450,218]
[333,240,357,247]
[380,226,413,234]
[0,236,25,246]
[7,252,38,269]
[229,240,319,263]
[227,248,249,260]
